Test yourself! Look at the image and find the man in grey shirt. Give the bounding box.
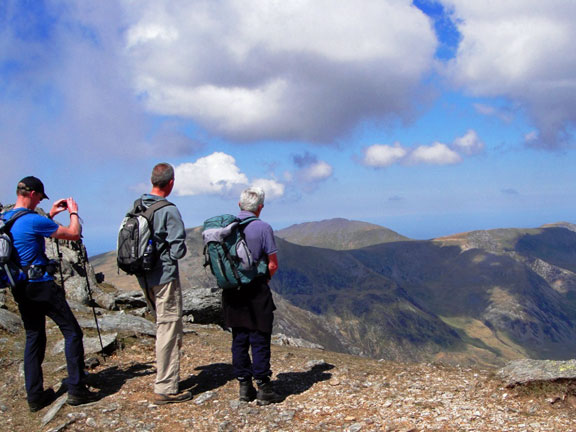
[135,163,190,404]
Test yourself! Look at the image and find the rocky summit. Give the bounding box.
[3,214,576,430]
[3,304,576,431]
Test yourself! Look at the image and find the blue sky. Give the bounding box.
[1,0,576,255]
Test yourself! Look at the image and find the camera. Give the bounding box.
[58,201,68,209]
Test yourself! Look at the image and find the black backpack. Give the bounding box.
[0,210,32,288]
[117,199,174,275]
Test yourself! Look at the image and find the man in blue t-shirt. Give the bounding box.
[222,186,281,405]
[2,176,96,411]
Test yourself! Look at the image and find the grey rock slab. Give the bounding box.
[0,308,22,333]
[498,359,576,386]
[78,311,156,336]
[41,394,68,427]
[52,332,118,355]
[114,290,147,309]
[195,390,217,405]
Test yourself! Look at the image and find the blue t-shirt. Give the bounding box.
[2,208,59,282]
[238,210,277,262]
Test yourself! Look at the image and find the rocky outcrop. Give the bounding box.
[182,287,222,324]
[77,311,156,336]
[498,359,576,387]
[44,239,116,310]
[0,307,22,333]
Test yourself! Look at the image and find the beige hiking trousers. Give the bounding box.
[146,278,183,395]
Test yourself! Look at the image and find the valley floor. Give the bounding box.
[2,322,576,431]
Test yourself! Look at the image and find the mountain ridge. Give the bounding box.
[92,218,576,367]
[276,218,409,250]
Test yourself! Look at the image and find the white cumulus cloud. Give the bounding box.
[251,178,285,201]
[409,142,462,165]
[174,152,248,196]
[442,0,576,149]
[363,143,408,167]
[124,0,437,142]
[298,161,333,183]
[173,152,285,199]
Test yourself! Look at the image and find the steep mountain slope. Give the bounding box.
[92,220,576,367]
[271,238,463,361]
[276,218,408,250]
[349,238,576,361]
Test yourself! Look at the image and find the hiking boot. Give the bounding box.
[28,389,56,413]
[238,380,257,402]
[153,390,192,405]
[67,386,99,406]
[256,380,283,405]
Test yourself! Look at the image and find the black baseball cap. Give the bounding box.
[17,176,49,200]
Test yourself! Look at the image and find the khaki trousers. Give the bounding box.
[145,279,183,395]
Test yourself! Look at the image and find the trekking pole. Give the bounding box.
[77,239,106,356]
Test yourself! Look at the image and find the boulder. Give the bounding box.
[182,287,223,325]
[45,239,116,310]
[498,358,576,387]
[77,311,156,336]
[0,308,22,333]
[52,332,118,355]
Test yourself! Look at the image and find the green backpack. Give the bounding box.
[202,214,268,290]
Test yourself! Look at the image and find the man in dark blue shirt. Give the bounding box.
[2,176,96,411]
[222,187,281,405]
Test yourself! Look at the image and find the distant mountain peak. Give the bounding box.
[541,222,576,232]
[276,218,409,250]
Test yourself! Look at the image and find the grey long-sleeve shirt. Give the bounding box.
[136,194,187,286]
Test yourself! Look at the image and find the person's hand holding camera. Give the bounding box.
[49,198,79,219]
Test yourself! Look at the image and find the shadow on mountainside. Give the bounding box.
[275,362,334,397]
[179,362,235,396]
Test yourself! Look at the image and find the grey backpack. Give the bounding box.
[0,210,32,288]
[117,199,174,275]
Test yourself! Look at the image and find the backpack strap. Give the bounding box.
[137,200,175,255]
[0,210,33,286]
[0,209,33,232]
[140,200,175,223]
[238,216,259,229]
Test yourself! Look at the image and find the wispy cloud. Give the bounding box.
[452,129,485,155]
[501,188,520,196]
[287,152,334,192]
